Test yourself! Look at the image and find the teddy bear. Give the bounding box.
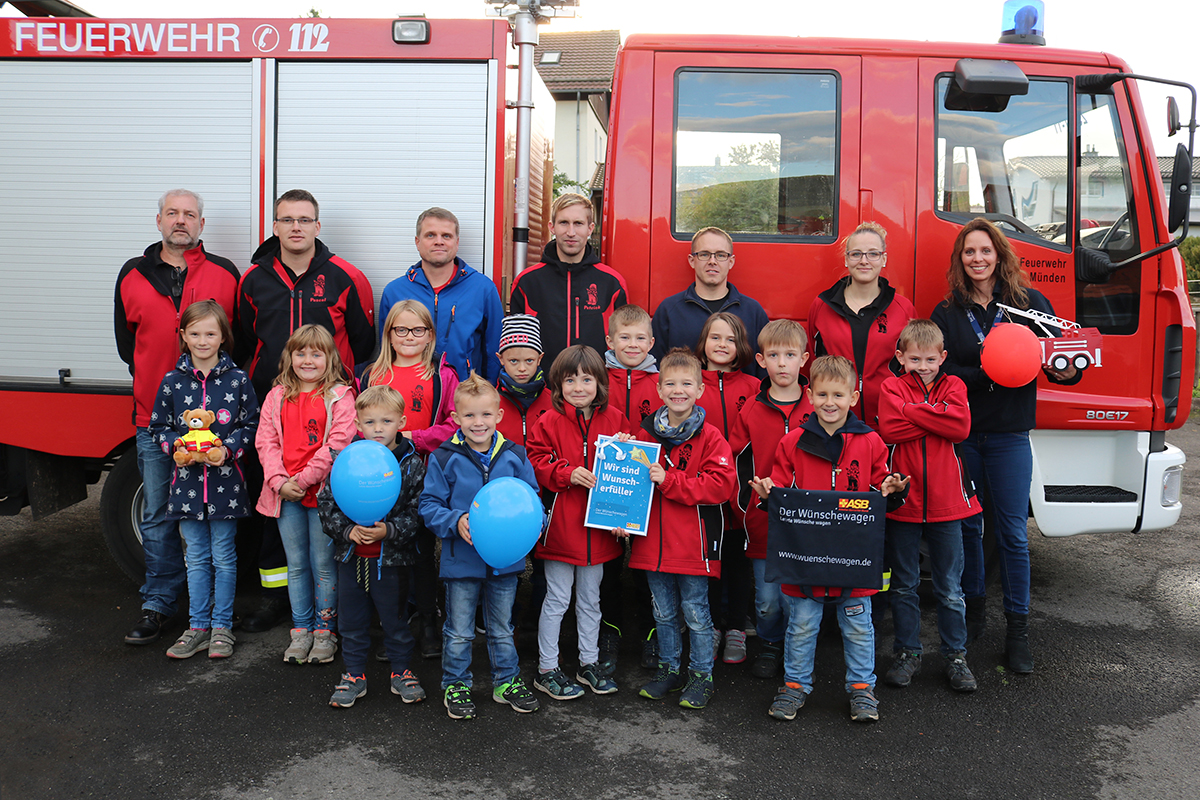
[173,409,224,466]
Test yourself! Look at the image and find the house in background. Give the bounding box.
[1009,152,1199,238]
[534,29,619,196]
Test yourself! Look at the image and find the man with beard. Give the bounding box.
[114,189,240,645]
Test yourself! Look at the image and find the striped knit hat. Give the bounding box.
[499,314,542,353]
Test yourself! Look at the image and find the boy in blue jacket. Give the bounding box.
[419,373,542,719]
[318,386,427,709]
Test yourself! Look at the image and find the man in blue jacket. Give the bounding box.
[651,226,768,378]
[378,208,504,383]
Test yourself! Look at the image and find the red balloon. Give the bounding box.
[980,323,1042,387]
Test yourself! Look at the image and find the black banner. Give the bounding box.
[764,488,886,590]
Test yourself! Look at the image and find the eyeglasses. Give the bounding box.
[275,217,317,226]
[391,326,429,338]
[846,250,885,262]
[691,250,732,262]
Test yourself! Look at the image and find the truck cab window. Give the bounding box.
[1075,92,1141,334]
[674,70,838,240]
[935,76,1069,247]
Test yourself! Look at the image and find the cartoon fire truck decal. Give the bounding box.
[997,303,1104,371]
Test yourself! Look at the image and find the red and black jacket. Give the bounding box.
[237,236,375,401]
[729,380,814,558]
[527,404,630,567]
[698,369,760,530]
[114,241,240,427]
[698,369,760,439]
[807,276,915,429]
[608,367,660,428]
[497,384,555,446]
[509,242,628,369]
[629,419,737,578]
[877,369,981,523]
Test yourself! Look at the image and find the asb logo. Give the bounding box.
[252,25,280,53]
[838,498,870,510]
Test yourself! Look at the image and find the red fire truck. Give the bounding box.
[0,12,1195,580]
[0,15,554,580]
[601,30,1195,538]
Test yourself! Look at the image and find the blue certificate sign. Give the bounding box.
[584,435,661,536]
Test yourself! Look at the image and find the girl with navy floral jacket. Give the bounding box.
[147,301,259,660]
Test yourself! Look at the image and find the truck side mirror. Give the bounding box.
[1167,97,1181,137]
[1166,143,1192,234]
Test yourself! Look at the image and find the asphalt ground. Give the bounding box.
[2,421,1199,799]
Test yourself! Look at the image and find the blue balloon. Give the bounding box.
[329,440,402,527]
[468,477,544,569]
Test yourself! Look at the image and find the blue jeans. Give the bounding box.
[338,558,415,675]
[441,575,520,689]
[178,519,237,630]
[782,592,876,694]
[751,557,787,643]
[885,519,967,656]
[136,427,185,617]
[278,500,337,631]
[959,431,1033,615]
[645,571,714,674]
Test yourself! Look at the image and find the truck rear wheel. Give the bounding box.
[99,448,145,585]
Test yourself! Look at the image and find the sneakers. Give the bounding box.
[166,628,210,659]
[444,682,476,719]
[598,621,621,673]
[768,682,807,720]
[712,629,723,659]
[640,629,659,670]
[283,628,314,664]
[493,677,540,713]
[534,667,585,700]
[678,670,714,709]
[576,663,618,695]
[208,628,235,659]
[750,641,783,678]
[884,650,922,688]
[849,684,880,722]
[390,670,427,703]
[307,630,338,664]
[945,653,978,693]
[722,629,748,664]
[330,674,367,708]
[638,664,686,700]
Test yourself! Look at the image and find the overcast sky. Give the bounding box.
[6,0,1195,156]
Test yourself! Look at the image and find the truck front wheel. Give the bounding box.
[99,448,145,585]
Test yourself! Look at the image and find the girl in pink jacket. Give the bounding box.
[256,325,357,665]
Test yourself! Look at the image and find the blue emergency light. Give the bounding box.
[999,0,1045,46]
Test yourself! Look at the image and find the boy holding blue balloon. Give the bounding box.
[318,385,427,708]
[419,373,543,720]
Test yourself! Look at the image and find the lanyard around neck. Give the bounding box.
[965,305,1005,345]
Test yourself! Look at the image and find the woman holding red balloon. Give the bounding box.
[808,221,915,429]
[931,218,1079,675]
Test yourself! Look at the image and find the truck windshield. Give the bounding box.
[674,69,839,240]
[935,76,1070,247]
